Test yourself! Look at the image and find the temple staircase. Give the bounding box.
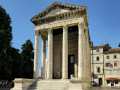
[28,79,71,90]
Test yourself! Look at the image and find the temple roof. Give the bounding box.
[31,2,87,24]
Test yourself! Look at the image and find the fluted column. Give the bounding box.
[34,30,40,79]
[83,31,86,79]
[47,28,53,79]
[88,41,91,81]
[78,22,85,79]
[62,25,68,79]
[41,35,46,79]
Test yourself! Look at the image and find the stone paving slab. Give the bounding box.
[0,87,120,90]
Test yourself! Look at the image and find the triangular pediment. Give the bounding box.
[44,8,70,17]
[31,2,86,22]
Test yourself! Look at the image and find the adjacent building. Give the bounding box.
[91,44,120,87]
[103,48,120,87]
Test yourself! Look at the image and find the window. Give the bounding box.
[107,81,110,84]
[114,62,117,67]
[115,81,118,84]
[96,57,99,61]
[97,67,100,73]
[106,70,111,75]
[114,55,117,59]
[106,63,111,67]
[96,49,99,52]
[106,56,109,59]
[113,70,118,75]
[111,64,113,68]
[70,56,74,63]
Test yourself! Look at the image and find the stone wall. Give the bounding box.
[53,29,78,79]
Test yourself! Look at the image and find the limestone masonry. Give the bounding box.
[11,2,91,90]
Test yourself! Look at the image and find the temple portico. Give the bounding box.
[33,16,91,80]
[31,2,92,90]
[11,2,92,90]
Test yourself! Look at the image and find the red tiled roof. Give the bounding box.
[93,44,109,48]
[108,48,120,52]
[104,48,120,54]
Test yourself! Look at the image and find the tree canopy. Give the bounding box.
[0,6,13,80]
[0,6,34,80]
[21,40,34,79]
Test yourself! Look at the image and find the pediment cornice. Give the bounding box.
[31,2,87,25]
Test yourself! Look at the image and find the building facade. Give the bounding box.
[103,48,120,87]
[31,2,91,90]
[91,44,120,87]
[91,44,110,86]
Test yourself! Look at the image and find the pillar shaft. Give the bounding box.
[78,22,85,79]
[41,36,46,79]
[88,41,91,81]
[34,31,40,79]
[62,25,68,79]
[47,29,53,79]
[83,33,86,79]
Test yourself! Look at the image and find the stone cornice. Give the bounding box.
[31,2,87,23]
[31,9,86,25]
[35,17,83,30]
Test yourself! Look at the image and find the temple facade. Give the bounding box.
[11,2,92,90]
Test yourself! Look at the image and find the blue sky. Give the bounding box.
[1,0,120,76]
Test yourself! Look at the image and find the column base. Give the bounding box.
[11,78,36,90]
[68,80,91,90]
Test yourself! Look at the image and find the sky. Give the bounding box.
[1,0,120,76]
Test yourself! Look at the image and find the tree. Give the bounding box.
[21,40,34,78]
[6,47,23,80]
[0,6,34,80]
[118,43,120,47]
[0,6,13,80]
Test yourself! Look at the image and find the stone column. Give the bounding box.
[34,30,40,79]
[88,41,91,81]
[41,35,46,79]
[78,22,85,79]
[47,28,53,79]
[62,25,68,79]
[83,31,87,79]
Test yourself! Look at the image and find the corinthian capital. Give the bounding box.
[63,25,68,32]
[35,30,40,36]
[41,35,45,40]
[78,22,85,29]
[47,28,53,35]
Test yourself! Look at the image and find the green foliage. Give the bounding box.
[0,6,13,80]
[21,40,34,78]
[0,6,12,52]
[0,6,34,80]
[6,47,23,80]
[118,43,120,47]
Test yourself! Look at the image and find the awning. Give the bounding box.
[106,78,119,81]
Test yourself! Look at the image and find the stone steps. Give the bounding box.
[28,79,70,90]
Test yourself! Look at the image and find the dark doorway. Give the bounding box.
[68,55,75,79]
[99,78,102,86]
[111,81,114,86]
